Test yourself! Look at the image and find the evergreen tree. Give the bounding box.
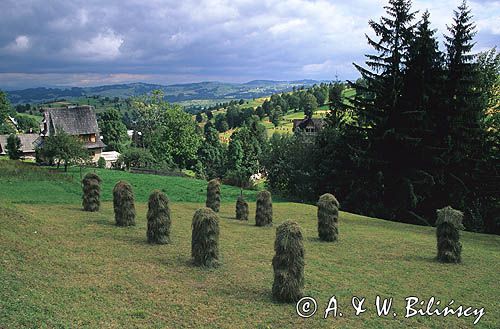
[442,1,488,230]
[6,134,22,160]
[351,0,417,221]
[394,10,446,223]
[206,110,213,120]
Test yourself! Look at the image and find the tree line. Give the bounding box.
[263,0,499,234]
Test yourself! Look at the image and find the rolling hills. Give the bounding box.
[5,80,321,105]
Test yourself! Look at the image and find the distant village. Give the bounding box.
[0,106,120,167]
[0,103,325,169]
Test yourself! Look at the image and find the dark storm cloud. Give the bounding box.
[0,0,498,88]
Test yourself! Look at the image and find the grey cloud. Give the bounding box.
[0,0,498,88]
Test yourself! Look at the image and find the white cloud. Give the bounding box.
[68,29,124,60]
[302,60,334,74]
[268,19,307,35]
[5,35,30,52]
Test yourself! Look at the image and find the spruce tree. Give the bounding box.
[82,172,102,212]
[442,1,487,230]
[398,11,446,223]
[147,190,171,244]
[351,0,418,221]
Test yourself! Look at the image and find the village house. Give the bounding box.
[39,105,105,162]
[292,117,325,135]
[0,133,39,159]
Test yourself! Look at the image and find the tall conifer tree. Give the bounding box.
[442,1,486,230]
[352,0,417,220]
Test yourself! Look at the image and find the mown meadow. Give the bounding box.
[0,160,499,328]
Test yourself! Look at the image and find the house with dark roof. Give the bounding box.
[40,106,105,162]
[0,133,39,159]
[292,117,325,135]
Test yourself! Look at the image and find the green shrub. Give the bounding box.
[191,208,220,267]
[97,156,106,168]
[113,180,136,226]
[205,179,221,212]
[147,190,171,244]
[255,190,272,226]
[82,172,102,212]
[235,194,249,220]
[117,147,154,170]
[436,206,463,263]
[272,220,304,303]
[317,193,340,241]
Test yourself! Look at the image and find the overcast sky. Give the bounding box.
[0,0,498,89]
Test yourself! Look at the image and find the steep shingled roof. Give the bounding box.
[292,117,325,132]
[42,106,100,136]
[40,105,105,149]
[0,134,39,155]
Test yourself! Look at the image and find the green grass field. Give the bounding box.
[0,160,499,328]
[0,161,261,204]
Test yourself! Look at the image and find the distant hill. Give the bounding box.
[6,80,322,105]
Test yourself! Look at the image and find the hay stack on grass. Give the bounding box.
[235,194,249,220]
[317,193,340,241]
[147,190,171,244]
[113,181,136,227]
[436,206,463,263]
[255,190,272,226]
[206,179,221,212]
[272,220,304,303]
[82,172,101,212]
[191,207,220,267]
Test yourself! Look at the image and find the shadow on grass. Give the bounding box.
[306,236,340,244]
[93,218,116,226]
[120,234,151,246]
[215,282,271,303]
[402,254,437,263]
[219,215,237,220]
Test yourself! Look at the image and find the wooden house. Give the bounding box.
[0,133,38,159]
[292,117,325,135]
[39,106,105,162]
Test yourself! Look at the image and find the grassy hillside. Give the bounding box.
[0,160,498,328]
[0,161,261,204]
